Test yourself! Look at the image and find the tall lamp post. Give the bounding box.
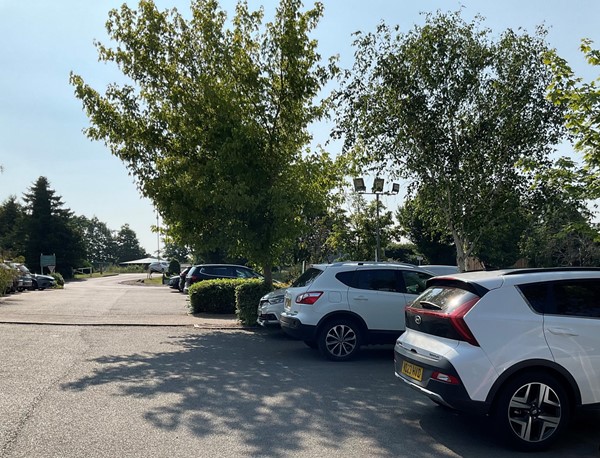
[353,177,400,262]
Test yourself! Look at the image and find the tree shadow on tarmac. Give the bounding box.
[61,330,600,457]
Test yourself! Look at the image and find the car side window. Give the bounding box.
[402,271,431,295]
[518,282,549,313]
[552,280,600,318]
[202,266,231,277]
[235,267,256,278]
[355,269,399,292]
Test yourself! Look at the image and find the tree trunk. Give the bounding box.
[452,231,467,272]
[262,264,273,287]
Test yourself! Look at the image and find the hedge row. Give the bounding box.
[188,278,272,326]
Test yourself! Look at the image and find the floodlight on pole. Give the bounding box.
[352,176,400,262]
[353,177,366,193]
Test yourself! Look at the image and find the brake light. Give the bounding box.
[296,292,323,305]
[449,297,480,346]
[432,372,460,385]
[406,294,480,346]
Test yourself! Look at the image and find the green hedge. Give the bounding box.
[188,278,248,314]
[188,278,274,326]
[235,280,273,326]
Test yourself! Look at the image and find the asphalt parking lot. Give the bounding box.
[0,275,598,457]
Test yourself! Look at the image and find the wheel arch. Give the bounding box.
[486,359,581,412]
[316,311,368,337]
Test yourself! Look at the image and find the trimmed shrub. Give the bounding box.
[235,280,273,326]
[51,272,65,288]
[188,278,248,314]
[168,259,181,276]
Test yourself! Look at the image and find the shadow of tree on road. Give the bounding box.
[61,330,600,457]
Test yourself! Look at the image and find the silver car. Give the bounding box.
[257,288,287,327]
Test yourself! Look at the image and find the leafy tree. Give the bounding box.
[396,196,456,265]
[384,242,422,265]
[70,0,340,285]
[114,224,147,263]
[546,39,600,178]
[22,177,85,277]
[328,193,397,261]
[521,157,600,266]
[0,196,27,260]
[75,215,118,268]
[334,11,565,271]
[161,240,191,264]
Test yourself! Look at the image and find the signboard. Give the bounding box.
[47,265,56,273]
[40,254,56,274]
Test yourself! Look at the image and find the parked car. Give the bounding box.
[8,262,33,292]
[279,262,433,361]
[257,288,287,327]
[394,268,600,451]
[30,273,56,290]
[178,267,191,292]
[183,264,262,293]
[147,261,169,274]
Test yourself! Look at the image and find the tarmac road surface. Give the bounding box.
[0,275,598,457]
[0,273,239,327]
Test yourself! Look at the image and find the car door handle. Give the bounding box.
[352,296,368,301]
[547,327,579,337]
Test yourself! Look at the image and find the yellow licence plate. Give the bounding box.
[401,360,423,382]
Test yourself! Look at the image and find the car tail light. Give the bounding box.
[448,297,480,346]
[432,371,460,385]
[296,291,323,305]
[406,295,480,346]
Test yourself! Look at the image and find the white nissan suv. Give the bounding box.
[394,268,600,451]
[280,262,433,361]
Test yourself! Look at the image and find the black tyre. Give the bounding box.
[317,318,361,361]
[493,371,570,451]
[31,279,38,290]
[303,340,318,349]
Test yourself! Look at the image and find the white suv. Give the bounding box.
[280,262,433,361]
[394,268,600,451]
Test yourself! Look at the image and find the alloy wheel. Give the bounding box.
[507,382,561,443]
[324,324,357,358]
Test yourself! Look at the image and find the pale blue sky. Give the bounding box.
[1,0,599,254]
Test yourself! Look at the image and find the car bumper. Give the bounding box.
[280,314,317,341]
[257,312,280,327]
[393,343,489,415]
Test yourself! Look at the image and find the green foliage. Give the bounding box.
[0,266,16,296]
[396,196,457,265]
[235,279,272,326]
[334,11,565,270]
[329,193,397,261]
[167,259,180,276]
[70,0,341,286]
[0,196,26,260]
[114,224,147,263]
[520,157,600,266]
[546,39,600,174]
[22,177,86,279]
[188,278,249,314]
[51,272,65,288]
[75,215,118,267]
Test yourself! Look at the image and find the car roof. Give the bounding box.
[309,261,429,272]
[428,267,600,293]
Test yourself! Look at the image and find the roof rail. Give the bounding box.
[502,267,600,276]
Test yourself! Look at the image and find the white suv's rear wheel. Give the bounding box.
[494,372,570,451]
[318,319,361,361]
